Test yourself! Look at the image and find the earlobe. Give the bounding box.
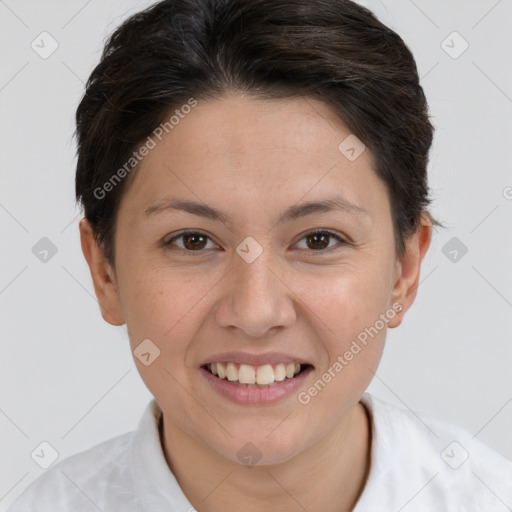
[387,213,432,328]
[79,218,126,326]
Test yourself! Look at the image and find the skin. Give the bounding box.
[80,92,431,512]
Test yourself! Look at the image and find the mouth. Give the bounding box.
[201,361,314,387]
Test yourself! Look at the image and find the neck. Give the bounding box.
[160,401,372,512]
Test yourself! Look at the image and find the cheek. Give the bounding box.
[120,272,206,398]
[296,262,393,339]
[120,267,217,358]
[296,269,390,411]
[292,259,393,398]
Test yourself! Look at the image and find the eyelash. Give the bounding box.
[163,229,348,255]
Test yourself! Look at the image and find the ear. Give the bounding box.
[387,212,432,328]
[79,218,125,326]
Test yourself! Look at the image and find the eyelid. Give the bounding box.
[164,229,212,243]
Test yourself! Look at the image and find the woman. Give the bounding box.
[9,0,511,510]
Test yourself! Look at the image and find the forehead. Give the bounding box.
[167,93,356,161]
[119,93,389,222]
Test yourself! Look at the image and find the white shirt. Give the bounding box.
[7,394,512,511]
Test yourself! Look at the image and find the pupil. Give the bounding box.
[308,233,329,250]
[185,234,206,250]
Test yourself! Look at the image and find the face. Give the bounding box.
[81,93,430,466]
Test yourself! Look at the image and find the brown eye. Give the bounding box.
[295,230,345,252]
[306,232,330,250]
[182,233,208,250]
[164,231,217,252]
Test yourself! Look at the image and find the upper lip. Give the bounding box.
[199,351,313,368]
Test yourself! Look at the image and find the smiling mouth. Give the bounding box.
[202,362,313,387]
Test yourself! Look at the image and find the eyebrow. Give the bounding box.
[144,196,368,225]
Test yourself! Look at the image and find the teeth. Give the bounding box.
[274,363,287,382]
[238,364,256,384]
[226,362,238,382]
[256,364,274,385]
[207,361,303,386]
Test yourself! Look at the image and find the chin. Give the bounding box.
[212,428,307,467]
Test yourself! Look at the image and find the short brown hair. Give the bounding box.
[75,0,441,266]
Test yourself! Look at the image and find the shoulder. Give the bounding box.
[7,432,138,512]
[356,393,512,512]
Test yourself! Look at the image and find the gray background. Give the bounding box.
[1,0,511,508]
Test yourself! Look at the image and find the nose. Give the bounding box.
[214,250,296,338]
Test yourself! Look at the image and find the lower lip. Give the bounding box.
[199,366,314,405]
